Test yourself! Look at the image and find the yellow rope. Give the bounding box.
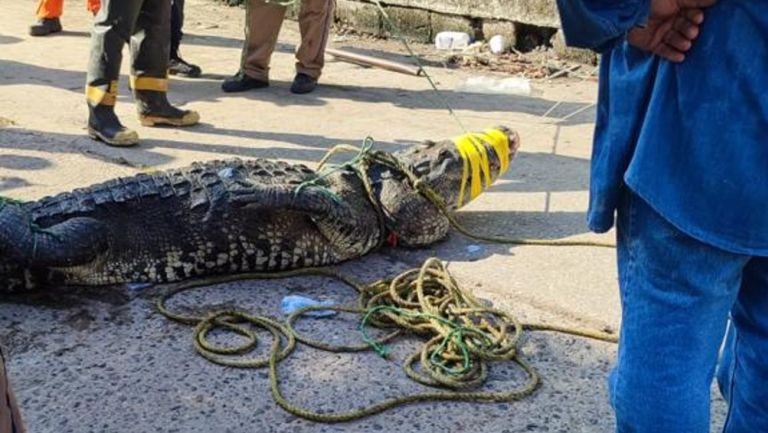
[314,134,616,249]
[157,258,617,423]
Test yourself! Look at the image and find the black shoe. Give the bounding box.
[221,72,269,93]
[29,18,62,36]
[169,56,202,78]
[290,73,318,94]
[134,90,200,127]
[88,105,139,147]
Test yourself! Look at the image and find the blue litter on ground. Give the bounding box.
[466,244,483,254]
[281,295,337,318]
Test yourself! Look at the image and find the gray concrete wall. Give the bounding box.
[335,0,596,64]
[351,0,560,28]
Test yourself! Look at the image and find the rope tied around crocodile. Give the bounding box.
[302,137,616,249]
[156,258,617,422]
[293,136,376,203]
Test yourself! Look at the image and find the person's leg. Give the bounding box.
[86,0,101,16]
[611,191,749,433]
[130,0,199,127]
[35,0,63,19]
[222,0,284,92]
[170,0,183,59]
[30,0,64,36]
[85,0,141,146]
[242,0,286,81]
[717,257,768,432]
[168,0,202,78]
[291,0,334,93]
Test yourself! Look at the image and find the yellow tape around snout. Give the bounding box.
[454,128,510,207]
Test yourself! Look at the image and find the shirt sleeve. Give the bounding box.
[556,0,651,52]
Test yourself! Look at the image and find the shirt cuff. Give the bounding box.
[556,0,651,52]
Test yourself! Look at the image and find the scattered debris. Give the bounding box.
[326,48,422,76]
[455,75,534,96]
[329,26,597,81]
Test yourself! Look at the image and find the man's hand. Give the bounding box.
[628,0,718,62]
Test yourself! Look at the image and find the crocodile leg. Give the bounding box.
[229,183,378,258]
[0,204,108,268]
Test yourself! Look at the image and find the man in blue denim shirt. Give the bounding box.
[555,0,768,431]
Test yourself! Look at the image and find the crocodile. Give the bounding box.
[0,127,519,291]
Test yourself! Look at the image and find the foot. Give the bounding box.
[169,56,202,78]
[290,73,318,94]
[221,72,268,93]
[29,18,62,37]
[135,91,200,127]
[88,105,139,147]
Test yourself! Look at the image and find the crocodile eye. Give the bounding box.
[414,160,431,174]
[437,149,453,162]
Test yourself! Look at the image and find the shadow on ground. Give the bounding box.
[0,34,23,45]
[0,58,595,125]
[0,127,414,176]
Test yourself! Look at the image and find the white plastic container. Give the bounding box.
[434,31,471,50]
[455,76,534,96]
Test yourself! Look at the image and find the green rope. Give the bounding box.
[156,258,617,423]
[293,136,376,203]
[359,305,490,377]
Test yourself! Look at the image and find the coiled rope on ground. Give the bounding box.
[157,258,617,423]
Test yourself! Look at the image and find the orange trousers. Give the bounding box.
[36,0,101,19]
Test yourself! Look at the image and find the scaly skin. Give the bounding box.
[0,128,519,291]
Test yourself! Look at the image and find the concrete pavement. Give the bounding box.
[0,0,724,431]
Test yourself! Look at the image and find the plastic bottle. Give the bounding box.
[434,31,471,50]
[488,35,509,54]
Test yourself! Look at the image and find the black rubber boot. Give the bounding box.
[169,56,202,78]
[135,90,200,127]
[29,18,62,36]
[290,73,318,94]
[221,71,269,93]
[87,105,139,147]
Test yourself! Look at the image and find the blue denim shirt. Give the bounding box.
[557,0,768,255]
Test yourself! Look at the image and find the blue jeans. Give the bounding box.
[610,191,768,432]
